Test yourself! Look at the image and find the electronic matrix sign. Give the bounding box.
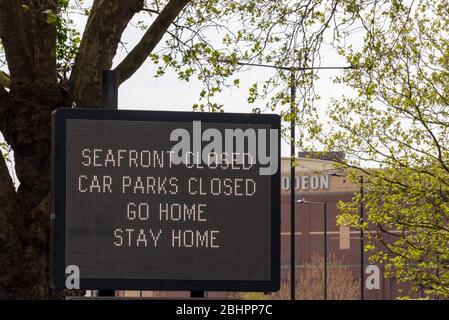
[51,108,280,291]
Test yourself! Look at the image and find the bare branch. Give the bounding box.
[70,0,145,107]
[142,8,161,15]
[115,0,191,85]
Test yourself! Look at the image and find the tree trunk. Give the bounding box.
[0,82,62,299]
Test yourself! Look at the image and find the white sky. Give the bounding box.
[104,9,352,157]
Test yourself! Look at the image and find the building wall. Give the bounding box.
[279,156,414,300]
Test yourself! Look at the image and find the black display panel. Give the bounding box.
[51,108,280,291]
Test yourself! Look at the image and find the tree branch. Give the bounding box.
[0,0,60,88]
[70,0,145,107]
[115,0,191,85]
[0,0,34,84]
[0,85,10,134]
[142,8,161,15]
[0,71,10,89]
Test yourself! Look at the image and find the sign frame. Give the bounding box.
[51,108,280,292]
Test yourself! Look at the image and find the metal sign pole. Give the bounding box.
[360,175,364,300]
[324,201,327,300]
[290,69,296,301]
[102,70,118,110]
[190,291,205,298]
[97,70,118,298]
